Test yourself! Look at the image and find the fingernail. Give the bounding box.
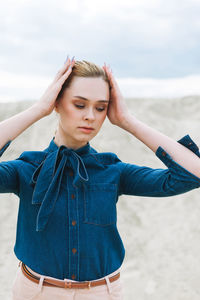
[64,55,69,63]
[71,56,75,62]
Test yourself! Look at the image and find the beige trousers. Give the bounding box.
[11,262,124,300]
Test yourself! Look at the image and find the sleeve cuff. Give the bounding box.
[155,134,200,165]
[155,146,172,167]
[177,134,200,157]
[155,134,200,184]
[0,140,12,157]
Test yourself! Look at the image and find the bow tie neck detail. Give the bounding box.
[30,143,89,232]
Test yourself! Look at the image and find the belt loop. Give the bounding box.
[87,281,91,289]
[28,276,44,300]
[38,275,45,290]
[64,279,72,289]
[105,276,112,294]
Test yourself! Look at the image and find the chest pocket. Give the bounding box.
[83,183,117,226]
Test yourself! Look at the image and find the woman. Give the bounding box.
[0,56,200,300]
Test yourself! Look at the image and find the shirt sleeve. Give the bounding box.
[0,140,20,195]
[118,134,200,197]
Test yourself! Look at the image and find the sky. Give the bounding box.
[1,0,200,101]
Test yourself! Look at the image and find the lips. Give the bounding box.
[79,127,94,130]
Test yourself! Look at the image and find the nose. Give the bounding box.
[84,108,95,121]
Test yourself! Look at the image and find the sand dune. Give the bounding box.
[0,96,200,300]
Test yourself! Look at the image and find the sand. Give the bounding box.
[0,96,200,299]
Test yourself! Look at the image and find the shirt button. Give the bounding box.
[71,274,76,280]
[71,194,75,199]
[72,248,77,254]
[72,220,76,226]
[188,142,192,146]
[162,151,166,157]
[69,170,74,176]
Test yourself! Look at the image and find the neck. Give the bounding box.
[54,129,88,150]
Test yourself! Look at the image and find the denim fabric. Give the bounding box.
[0,134,200,281]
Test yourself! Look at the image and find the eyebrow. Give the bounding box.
[73,96,109,103]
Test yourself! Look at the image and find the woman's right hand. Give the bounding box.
[34,56,75,117]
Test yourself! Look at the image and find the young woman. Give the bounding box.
[1,56,200,300]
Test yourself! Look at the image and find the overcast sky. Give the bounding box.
[1,0,200,101]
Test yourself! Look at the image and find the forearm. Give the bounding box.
[0,103,46,150]
[121,114,200,178]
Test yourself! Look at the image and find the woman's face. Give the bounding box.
[55,76,110,149]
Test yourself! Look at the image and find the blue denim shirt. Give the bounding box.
[0,134,200,281]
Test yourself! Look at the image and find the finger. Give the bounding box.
[64,55,69,64]
[105,64,115,80]
[104,64,114,87]
[54,57,74,82]
[103,64,122,97]
[104,63,112,76]
[103,63,116,91]
[63,57,75,73]
[103,63,111,79]
[58,61,75,85]
[63,56,75,68]
[103,62,109,71]
[107,73,120,94]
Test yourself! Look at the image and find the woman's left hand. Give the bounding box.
[102,63,132,128]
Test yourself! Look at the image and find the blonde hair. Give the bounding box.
[57,60,110,100]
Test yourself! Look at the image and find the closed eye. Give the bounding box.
[75,105,84,109]
[74,105,106,112]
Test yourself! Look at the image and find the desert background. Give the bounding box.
[0,97,200,300]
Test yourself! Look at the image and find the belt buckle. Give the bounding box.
[64,280,91,289]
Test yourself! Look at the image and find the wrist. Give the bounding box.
[29,103,48,120]
[119,113,137,131]
[31,103,50,118]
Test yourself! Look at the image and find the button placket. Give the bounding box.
[68,186,79,281]
[71,274,76,280]
[69,170,74,177]
[72,248,77,254]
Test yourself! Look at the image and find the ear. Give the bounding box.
[54,105,58,113]
[54,100,60,113]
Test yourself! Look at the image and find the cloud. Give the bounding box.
[0,0,200,101]
[0,69,200,102]
[118,75,200,98]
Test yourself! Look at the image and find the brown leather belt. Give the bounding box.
[21,262,120,289]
